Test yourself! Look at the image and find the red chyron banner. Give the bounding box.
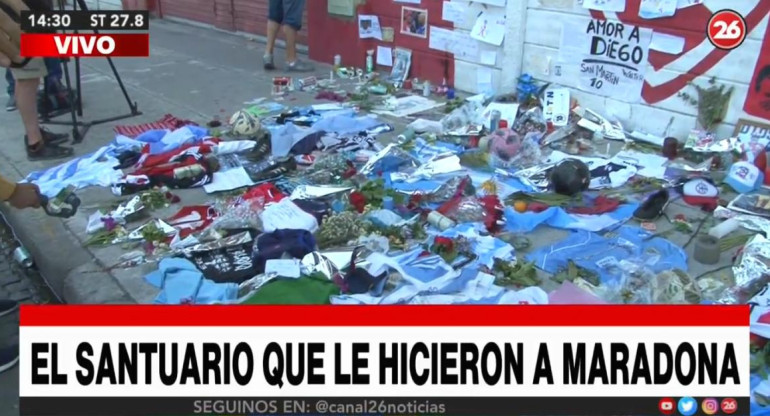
[20,34,149,58]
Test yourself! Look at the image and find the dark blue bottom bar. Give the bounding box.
[19,396,751,416]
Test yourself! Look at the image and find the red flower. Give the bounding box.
[433,236,455,252]
[349,191,367,213]
[340,160,358,179]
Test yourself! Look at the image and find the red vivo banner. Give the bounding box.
[20,34,149,58]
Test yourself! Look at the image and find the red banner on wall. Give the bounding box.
[744,22,770,121]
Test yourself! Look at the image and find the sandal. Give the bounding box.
[27,141,74,161]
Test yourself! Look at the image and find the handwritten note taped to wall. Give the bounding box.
[470,10,506,46]
[558,18,652,103]
[429,26,480,60]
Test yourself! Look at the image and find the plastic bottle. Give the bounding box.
[333,54,342,71]
[366,50,374,73]
[397,128,416,143]
[427,211,456,231]
[490,110,501,131]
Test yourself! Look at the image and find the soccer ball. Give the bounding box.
[229,110,261,137]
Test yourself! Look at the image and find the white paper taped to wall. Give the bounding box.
[581,0,626,12]
[442,1,466,24]
[429,26,480,60]
[470,10,506,46]
[650,32,685,54]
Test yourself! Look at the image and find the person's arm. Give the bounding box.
[0,175,17,201]
[0,174,40,209]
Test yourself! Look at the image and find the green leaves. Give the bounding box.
[491,259,541,288]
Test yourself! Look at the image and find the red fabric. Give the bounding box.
[140,138,220,156]
[136,144,216,170]
[755,150,770,186]
[527,202,550,213]
[744,19,770,121]
[113,114,198,138]
[242,183,285,204]
[133,156,203,178]
[166,205,219,239]
[567,196,621,215]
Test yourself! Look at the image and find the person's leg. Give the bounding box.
[43,58,63,89]
[11,59,73,160]
[282,0,313,72]
[263,0,283,70]
[5,69,15,111]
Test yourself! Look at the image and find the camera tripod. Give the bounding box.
[39,0,142,143]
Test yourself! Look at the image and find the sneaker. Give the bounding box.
[263,54,275,71]
[633,189,670,221]
[245,132,272,163]
[6,96,16,111]
[286,59,315,73]
[26,140,74,161]
[250,156,297,182]
[40,128,69,145]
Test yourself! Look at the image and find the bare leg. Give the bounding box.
[265,20,281,56]
[283,25,298,63]
[15,78,42,146]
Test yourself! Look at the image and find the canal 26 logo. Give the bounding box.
[707,9,747,51]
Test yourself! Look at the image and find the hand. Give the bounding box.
[8,183,41,209]
[0,0,29,68]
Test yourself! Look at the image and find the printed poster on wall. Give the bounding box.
[558,18,653,103]
[744,21,770,121]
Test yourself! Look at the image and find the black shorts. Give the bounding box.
[268,0,305,31]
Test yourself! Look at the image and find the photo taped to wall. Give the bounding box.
[401,6,428,38]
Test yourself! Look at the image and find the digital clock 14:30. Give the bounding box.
[22,11,149,31]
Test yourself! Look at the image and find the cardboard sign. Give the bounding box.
[558,18,653,103]
[543,88,570,127]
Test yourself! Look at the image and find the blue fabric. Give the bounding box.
[25,145,123,197]
[752,374,770,416]
[310,111,384,136]
[410,139,464,163]
[136,126,209,154]
[5,68,12,96]
[526,226,688,285]
[391,249,456,285]
[26,126,210,197]
[145,258,238,305]
[439,223,515,269]
[503,203,639,233]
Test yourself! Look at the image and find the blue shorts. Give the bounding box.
[268,0,305,31]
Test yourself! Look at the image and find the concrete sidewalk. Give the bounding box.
[0,18,738,306]
[0,19,344,304]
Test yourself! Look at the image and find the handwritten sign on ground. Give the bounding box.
[558,18,652,103]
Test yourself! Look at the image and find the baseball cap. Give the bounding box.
[681,177,719,210]
[726,161,764,194]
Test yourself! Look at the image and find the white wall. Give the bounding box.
[449,0,768,140]
[447,1,515,97]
